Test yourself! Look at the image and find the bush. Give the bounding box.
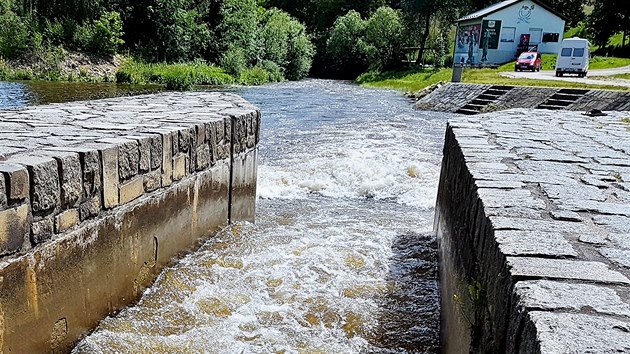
[325,10,370,78]
[220,47,247,77]
[0,10,37,58]
[116,59,236,90]
[259,9,314,80]
[75,11,124,55]
[91,11,124,55]
[259,60,284,82]
[364,7,404,70]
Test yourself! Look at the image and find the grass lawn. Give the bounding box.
[359,56,630,93]
[610,73,630,80]
[359,67,630,92]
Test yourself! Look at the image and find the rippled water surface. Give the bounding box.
[0,80,162,107]
[4,79,450,353]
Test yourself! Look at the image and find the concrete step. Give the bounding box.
[558,88,590,95]
[485,89,509,96]
[472,99,494,105]
[552,93,581,101]
[537,104,565,110]
[490,85,515,91]
[545,99,574,107]
[465,103,486,110]
[478,94,500,101]
[455,108,481,115]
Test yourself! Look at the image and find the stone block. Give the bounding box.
[160,131,173,187]
[55,209,79,233]
[515,280,630,317]
[172,154,187,181]
[495,230,577,258]
[0,173,6,209]
[0,163,29,200]
[507,257,630,284]
[179,128,192,153]
[524,312,630,353]
[119,177,144,204]
[79,195,101,221]
[196,124,206,146]
[127,135,152,173]
[47,152,82,209]
[45,147,100,201]
[13,156,60,214]
[143,170,161,192]
[196,145,211,171]
[100,145,119,209]
[149,134,162,170]
[118,139,140,181]
[0,204,30,254]
[31,218,54,244]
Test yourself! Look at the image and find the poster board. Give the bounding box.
[481,20,502,50]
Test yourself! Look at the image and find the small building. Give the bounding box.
[454,0,566,65]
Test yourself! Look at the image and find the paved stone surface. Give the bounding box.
[522,312,630,353]
[441,108,630,352]
[0,92,260,258]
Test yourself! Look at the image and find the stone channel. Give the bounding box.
[435,108,630,352]
[0,92,259,352]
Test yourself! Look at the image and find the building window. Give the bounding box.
[501,27,516,42]
[529,28,543,44]
[542,32,560,42]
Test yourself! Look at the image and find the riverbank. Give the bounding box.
[0,51,285,90]
[0,50,121,82]
[358,56,630,94]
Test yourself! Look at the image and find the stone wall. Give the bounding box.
[435,108,630,353]
[416,83,630,113]
[0,92,259,352]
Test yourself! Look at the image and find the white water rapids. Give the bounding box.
[73,80,451,353]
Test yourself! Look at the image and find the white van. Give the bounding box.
[555,37,590,77]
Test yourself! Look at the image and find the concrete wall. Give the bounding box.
[435,109,630,353]
[0,92,259,352]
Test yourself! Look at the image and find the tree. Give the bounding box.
[401,0,468,63]
[364,6,404,70]
[325,10,370,78]
[587,0,630,50]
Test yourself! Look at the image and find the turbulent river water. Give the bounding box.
[1,79,450,353]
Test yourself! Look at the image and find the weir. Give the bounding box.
[435,108,630,352]
[0,92,259,352]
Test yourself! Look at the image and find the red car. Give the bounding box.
[515,52,542,72]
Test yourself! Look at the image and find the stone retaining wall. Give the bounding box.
[416,83,630,112]
[0,92,259,352]
[435,108,630,353]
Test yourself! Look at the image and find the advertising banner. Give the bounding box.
[481,20,502,50]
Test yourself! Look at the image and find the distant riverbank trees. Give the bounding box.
[0,0,628,84]
[0,0,314,84]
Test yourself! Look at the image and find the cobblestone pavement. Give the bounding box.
[0,92,256,160]
[450,109,630,352]
[0,92,259,257]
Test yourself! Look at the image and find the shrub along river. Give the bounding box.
[1,79,451,353]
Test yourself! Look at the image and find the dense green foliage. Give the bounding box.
[0,0,628,85]
[0,0,314,87]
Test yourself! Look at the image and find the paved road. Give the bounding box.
[499,65,630,88]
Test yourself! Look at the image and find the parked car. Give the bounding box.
[515,51,542,72]
[555,37,590,77]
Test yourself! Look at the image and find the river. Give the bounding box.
[1,79,450,353]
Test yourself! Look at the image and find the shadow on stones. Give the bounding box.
[366,232,441,353]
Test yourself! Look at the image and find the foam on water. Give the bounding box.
[74,80,451,353]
